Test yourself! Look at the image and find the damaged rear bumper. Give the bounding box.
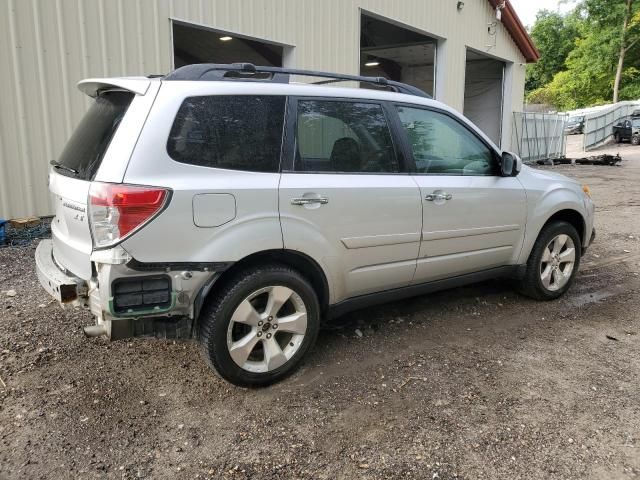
[35,240,87,304]
[35,239,223,341]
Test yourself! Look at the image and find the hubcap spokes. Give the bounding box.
[227,286,307,373]
[540,234,576,291]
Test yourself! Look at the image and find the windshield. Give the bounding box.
[568,116,584,124]
[56,91,134,180]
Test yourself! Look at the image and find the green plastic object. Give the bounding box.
[108,292,177,318]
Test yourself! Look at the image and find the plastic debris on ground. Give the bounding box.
[0,217,52,248]
[536,154,622,166]
[0,218,7,245]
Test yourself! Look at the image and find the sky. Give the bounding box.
[510,0,578,28]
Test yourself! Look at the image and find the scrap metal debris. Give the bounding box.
[537,157,572,165]
[537,154,622,166]
[575,154,622,166]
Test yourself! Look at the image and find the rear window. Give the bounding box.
[57,91,134,180]
[167,95,286,172]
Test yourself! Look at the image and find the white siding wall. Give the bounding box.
[0,0,527,218]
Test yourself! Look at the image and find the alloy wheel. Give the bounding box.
[540,234,576,291]
[226,286,307,373]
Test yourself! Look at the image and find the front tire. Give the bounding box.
[632,135,640,146]
[199,264,320,387]
[517,221,581,300]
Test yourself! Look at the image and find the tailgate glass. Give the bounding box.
[56,91,134,180]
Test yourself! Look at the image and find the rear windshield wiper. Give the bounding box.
[50,160,79,176]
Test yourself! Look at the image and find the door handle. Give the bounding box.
[291,197,329,206]
[425,192,452,202]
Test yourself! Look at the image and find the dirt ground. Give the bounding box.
[2,143,640,480]
[565,132,586,158]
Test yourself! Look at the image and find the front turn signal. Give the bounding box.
[582,185,591,198]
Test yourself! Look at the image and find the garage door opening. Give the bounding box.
[463,49,505,146]
[360,13,436,97]
[172,21,284,68]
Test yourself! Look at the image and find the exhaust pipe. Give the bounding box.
[83,324,108,337]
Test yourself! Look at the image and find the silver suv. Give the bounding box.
[36,64,595,386]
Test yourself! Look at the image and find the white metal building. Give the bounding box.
[0,0,538,218]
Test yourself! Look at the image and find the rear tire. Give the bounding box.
[199,264,320,387]
[517,221,581,301]
[614,133,621,143]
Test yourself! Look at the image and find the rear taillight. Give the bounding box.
[89,182,170,249]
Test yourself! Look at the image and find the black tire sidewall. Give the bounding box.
[200,266,320,387]
[632,135,640,145]
[526,222,581,300]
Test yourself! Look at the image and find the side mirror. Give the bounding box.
[501,151,522,177]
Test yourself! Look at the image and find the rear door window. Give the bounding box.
[167,95,286,172]
[294,100,399,173]
[56,90,134,180]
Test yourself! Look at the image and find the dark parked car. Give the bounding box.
[613,118,640,145]
[565,116,585,135]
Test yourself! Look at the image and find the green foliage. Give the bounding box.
[620,65,640,98]
[526,0,640,110]
[525,10,582,92]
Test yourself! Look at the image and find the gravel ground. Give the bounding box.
[1,143,640,480]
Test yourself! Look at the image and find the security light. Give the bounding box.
[364,61,380,67]
[495,1,506,22]
[220,36,233,41]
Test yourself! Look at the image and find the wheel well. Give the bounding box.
[544,209,586,243]
[210,249,330,313]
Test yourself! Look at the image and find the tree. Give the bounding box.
[584,0,640,102]
[525,10,583,94]
[525,1,640,110]
[527,31,616,111]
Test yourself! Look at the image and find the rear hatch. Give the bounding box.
[49,88,138,279]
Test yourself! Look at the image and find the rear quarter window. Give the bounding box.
[167,95,286,172]
[57,91,134,180]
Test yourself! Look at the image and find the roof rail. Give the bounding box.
[163,63,430,98]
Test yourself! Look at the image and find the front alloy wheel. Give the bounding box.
[540,234,576,291]
[517,221,582,300]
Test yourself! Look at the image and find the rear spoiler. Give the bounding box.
[77,77,152,97]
